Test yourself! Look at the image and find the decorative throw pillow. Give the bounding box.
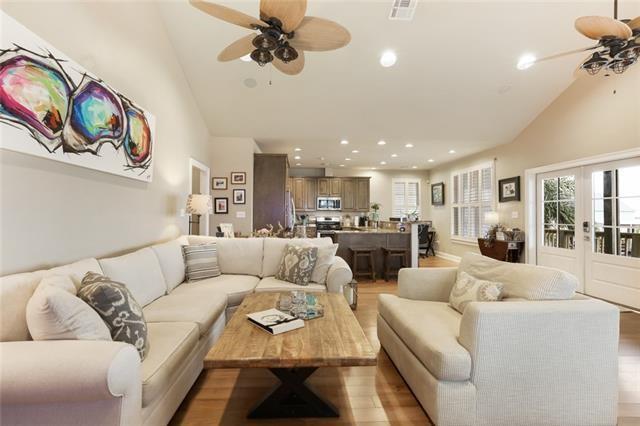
[449,271,504,314]
[182,243,221,281]
[26,275,112,341]
[78,272,148,360]
[311,243,339,284]
[275,244,319,286]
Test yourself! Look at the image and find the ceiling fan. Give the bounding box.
[189,0,351,75]
[523,0,639,76]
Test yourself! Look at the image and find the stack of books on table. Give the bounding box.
[247,309,305,335]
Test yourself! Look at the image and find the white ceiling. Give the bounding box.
[158,0,639,170]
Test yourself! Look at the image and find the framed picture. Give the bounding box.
[212,177,227,190]
[233,189,246,205]
[214,197,228,214]
[431,182,445,206]
[499,176,521,202]
[231,172,246,185]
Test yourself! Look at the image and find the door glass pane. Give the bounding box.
[544,178,558,201]
[618,197,640,227]
[558,226,575,249]
[558,201,575,224]
[594,227,614,254]
[618,166,640,198]
[617,228,640,258]
[558,176,575,200]
[544,224,558,247]
[544,202,557,224]
[592,170,612,198]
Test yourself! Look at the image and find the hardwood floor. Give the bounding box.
[171,256,640,426]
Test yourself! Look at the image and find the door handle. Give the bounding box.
[583,221,590,233]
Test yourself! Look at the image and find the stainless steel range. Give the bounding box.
[315,216,342,238]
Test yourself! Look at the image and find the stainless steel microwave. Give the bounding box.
[317,197,341,211]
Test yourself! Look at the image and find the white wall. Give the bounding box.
[0,2,211,275]
[209,137,260,235]
[332,168,430,220]
[426,67,640,258]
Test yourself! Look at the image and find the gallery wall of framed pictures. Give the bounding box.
[211,171,248,214]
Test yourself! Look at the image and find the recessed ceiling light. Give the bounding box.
[294,155,301,160]
[380,50,397,67]
[339,164,345,167]
[296,163,302,166]
[377,140,386,145]
[412,166,417,169]
[428,159,434,163]
[380,161,387,165]
[405,143,414,148]
[340,139,349,145]
[448,149,456,154]
[517,53,536,70]
[391,153,398,158]
[371,167,377,170]
[352,150,359,154]
[240,54,252,62]
[294,147,302,152]
[345,157,351,161]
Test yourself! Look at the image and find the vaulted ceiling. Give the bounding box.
[158,0,639,169]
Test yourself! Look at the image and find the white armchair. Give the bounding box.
[378,262,619,426]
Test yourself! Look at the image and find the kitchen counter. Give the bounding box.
[334,227,409,234]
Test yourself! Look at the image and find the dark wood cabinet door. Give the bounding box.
[330,178,342,196]
[293,178,305,211]
[317,178,330,196]
[304,178,317,210]
[342,178,356,211]
[356,178,370,211]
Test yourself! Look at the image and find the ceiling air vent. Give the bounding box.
[389,0,417,21]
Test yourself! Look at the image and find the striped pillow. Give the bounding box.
[182,243,221,281]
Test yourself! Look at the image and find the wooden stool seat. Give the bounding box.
[349,247,376,282]
[382,247,409,281]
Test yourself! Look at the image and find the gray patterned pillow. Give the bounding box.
[182,243,221,281]
[275,244,318,286]
[449,271,504,314]
[78,272,149,360]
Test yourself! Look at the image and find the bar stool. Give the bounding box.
[382,247,409,281]
[350,247,376,281]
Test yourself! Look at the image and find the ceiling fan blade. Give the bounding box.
[189,0,267,30]
[289,17,351,52]
[260,0,307,33]
[218,34,255,62]
[532,45,600,65]
[628,16,640,30]
[273,51,305,75]
[575,16,632,40]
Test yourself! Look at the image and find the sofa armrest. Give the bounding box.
[326,256,353,293]
[1,340,141,425]
[458,299,619,424]
[397,267,458,301]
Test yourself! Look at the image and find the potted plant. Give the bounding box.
[370,202,381,223]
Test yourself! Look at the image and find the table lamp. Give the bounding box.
[186,194,212,235]
[484,211,499,226]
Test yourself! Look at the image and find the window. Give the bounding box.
[542,175,576,249]
[392,179,420,217]
[451,162,494,241]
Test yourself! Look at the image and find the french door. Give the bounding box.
[536,157,640,309]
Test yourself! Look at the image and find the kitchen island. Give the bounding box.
[329,228,411,280]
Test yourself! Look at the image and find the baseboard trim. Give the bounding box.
[435,252,461,263]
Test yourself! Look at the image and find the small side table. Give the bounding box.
[343,280,358,310]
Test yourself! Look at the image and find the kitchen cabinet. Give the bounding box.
[253,154,289,231]
[292,178,305,211]
[330,178,342,196]
[317,178,330,196]
[341,178,356,211]
[356,178,370,211]
[304,178,317,211]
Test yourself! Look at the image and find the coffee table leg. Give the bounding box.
[248,367,339,418]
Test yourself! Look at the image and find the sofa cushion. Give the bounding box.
[378,294,471,381]
[275,245,318,286]
[1,271,45,341]
[262,237,334,277]
[312,243,339,284]
[188,237,264,277]
[99,248,166,307]
[171,274,259,307]
[150,237,188,292]
[45,258,103,289]
[449,271,504,313]
[143,290,226,337]
[255,276,326,293]
[458,252,578,300]
[142,322,199,407]
[182,243,221,282]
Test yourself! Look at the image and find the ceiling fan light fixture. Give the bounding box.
[609,58,635,74]
[250,48,273,66]
[252,32,278,50]
[581,52,608,75]
[274,42,298,63]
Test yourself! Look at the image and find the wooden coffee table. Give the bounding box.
[204,292,377,418]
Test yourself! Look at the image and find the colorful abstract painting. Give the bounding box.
[0,12,154,182]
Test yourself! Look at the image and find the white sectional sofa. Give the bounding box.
[378,253,620,426]
[0,236,352,426]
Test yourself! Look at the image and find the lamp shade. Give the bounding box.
[186,194,212,215]
[484,211,499,225]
